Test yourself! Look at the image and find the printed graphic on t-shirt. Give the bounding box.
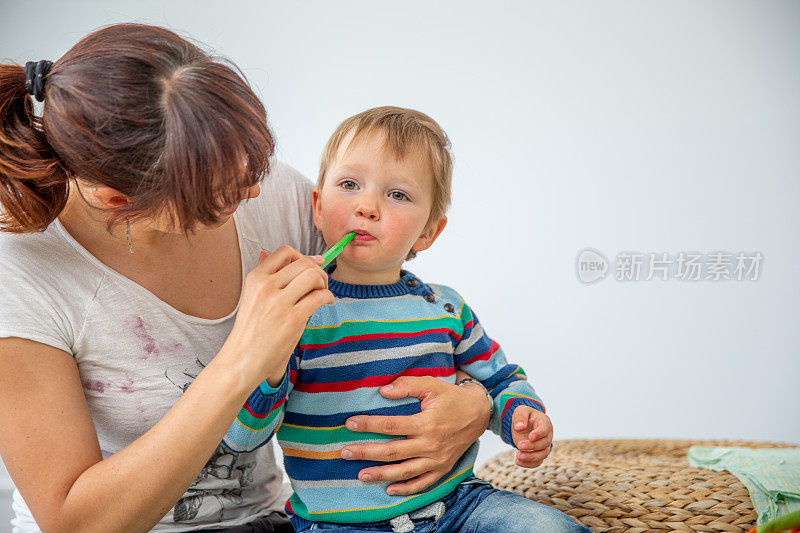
[166,359,257,523]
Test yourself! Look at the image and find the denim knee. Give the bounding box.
[461,488,592,533]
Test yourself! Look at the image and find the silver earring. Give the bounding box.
[126,218,134,254]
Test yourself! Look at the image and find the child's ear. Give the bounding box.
[412,216,447,254]
[311,187,323,231]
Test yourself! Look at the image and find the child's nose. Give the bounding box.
[355,200,379,220]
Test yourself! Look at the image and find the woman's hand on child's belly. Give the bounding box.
[338,375,491,496]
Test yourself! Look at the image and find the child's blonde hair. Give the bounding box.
[318,106,453,230]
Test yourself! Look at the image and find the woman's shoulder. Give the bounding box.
[0,223,104,353]
[265,159,315,190]
[0,222,102,284]
[0,223,72,278]
[236,160,325,255]
[244,160,314,215]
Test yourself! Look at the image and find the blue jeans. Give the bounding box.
[289,477,592,533]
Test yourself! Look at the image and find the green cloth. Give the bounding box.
[688,446,800,525]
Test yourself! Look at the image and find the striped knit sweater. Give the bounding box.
[221,269,545,524]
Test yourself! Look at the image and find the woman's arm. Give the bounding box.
[339,373,491,495]
[0,247,332,532]
[0,336,258,532]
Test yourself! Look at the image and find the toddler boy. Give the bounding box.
[222,107,589,533]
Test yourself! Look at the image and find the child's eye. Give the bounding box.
[389,191,408,201]
[339,180,358,190]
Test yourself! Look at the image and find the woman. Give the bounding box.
[0,24,493,532]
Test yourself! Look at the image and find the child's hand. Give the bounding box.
[511,406,553,468]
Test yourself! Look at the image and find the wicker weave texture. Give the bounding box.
[475,439,793,533]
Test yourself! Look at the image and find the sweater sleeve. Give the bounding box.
[452,303,545,449]
[221,348,299,453]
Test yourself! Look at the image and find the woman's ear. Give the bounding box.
[91,185,130,209]
[311,187,323,231]
[412,216,447,253]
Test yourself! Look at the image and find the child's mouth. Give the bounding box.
[351,230,376,243]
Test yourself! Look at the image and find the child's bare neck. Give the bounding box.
[330,261,402,286]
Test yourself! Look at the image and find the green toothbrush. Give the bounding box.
[320,232,356,269]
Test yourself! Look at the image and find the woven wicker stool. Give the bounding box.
[475,439,793,533]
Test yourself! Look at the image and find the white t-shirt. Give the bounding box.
[0,162,325,532]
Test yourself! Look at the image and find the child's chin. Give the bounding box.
[336,252,372,265]
[339,253,400,269]
[345,254,375,262]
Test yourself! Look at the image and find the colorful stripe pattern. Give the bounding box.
[221,269,544,523]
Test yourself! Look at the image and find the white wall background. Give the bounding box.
[2,1,799,530]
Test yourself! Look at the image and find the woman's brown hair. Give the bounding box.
[0,23,273,233]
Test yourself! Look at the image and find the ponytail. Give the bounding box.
[1,24,274,235]
[0,63,68,233]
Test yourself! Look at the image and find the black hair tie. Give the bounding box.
[24,60,53,102]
